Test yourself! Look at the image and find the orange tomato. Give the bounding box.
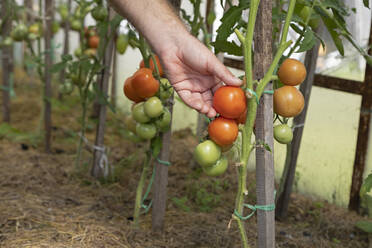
[123,76,144,103]
[213,86,246,119]
[131,68,160,98]
[278,58,307,86]
[140,55,164,77]
[273,86,304,117]
[88,35,99,49]
[208,117,239,146]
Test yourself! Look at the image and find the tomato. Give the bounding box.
[131,68,160,98]
[91,6,108,22]
[144,96,163,118]
[236,109,247,124]
[140,55,164,77]
[193,140,221,167]
[69,72,86,86]
[155,108,171,131]
[298,5,320,30]
[123,76,144,103]
[84,27,96,38]
[84,48,96,58]
[74,47,83,57]
[274,124,293,144]
[203,156,228,176]
[58,4,69,20]
[28,23,43,37]
[132,102,151,123]
[274,86,304,117]
[213,86,246,119]
[208,117,238,146]
[116,34,129,54]
[136,123,157,140]
[159,78,174,100]
[70,19,83,31]
[124,130,142,143]
[2,37,13,47]
[278,59,307,86]
[124,116,137,134]
[88,35,99,49]
[52,21,60,34]
[11,23,28,41]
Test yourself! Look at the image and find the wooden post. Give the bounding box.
[151,0,180,232]
[1,0,13,123]
[275,43,320,220]
[254,0,275,247]
[58,0,71,100]
[349,28,372,211]
[44,0,54,153]
[91,8,115,178]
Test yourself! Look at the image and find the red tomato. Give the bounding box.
[140,55,164,77]
[208,117,239,146]
[88,35,99,49]
[131,68,160,98]
[213,86,246,119]
[273,86,304,117]
[123,76,144,103]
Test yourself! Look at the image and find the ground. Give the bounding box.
[0,71,370,247]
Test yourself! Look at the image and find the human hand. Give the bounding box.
[158,34,242,118]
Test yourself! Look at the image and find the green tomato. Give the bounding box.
[155,108,171,132]
[28,23,43,37]
[52,21,60,34]
[69,72,86,86]
[274,124,293,144]
[132,102,151,123]
[58,4,69,20]
[203,156,228,176]
[2,37,13,47]
[124,115,138,134]
[159,78,174,100]
[116,34,129,54]
[144,96,163,118]
[91,6,108,22]
[136,123,157,140]
[58,82,74,95]
[74,47,83,57]
[194,140,221,168]
[27,33,38,41]
[70,19,82,31]
[122,130,142,143]
[11,23,28,41]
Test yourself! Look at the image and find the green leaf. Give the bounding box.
[93,84,116,113]
[319,10,344,56]
[296,28,316,53]
[151,136,162,158]
[355,221,372,233]
[215,6,244,41]
[212,40,242,56]
[51,61,66,73]
[360,173,372,197]
[256,140,272,153]
[363,0,370,8]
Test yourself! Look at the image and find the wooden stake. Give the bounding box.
[1,0,13,123]
[91,8,115,178]
[254,0,275,247]
[111,41,117,109]
[44,0,54,153]
[275,42,320,220]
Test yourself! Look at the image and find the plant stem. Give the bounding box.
[133,150,151,228]
[75,95,87,170]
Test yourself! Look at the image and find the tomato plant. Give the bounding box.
[213,86,247,119]
[208,117,238,146]
[193,140,221,167]
[274,124,293,144]
[278,58,307,86]
[274,86,305,117]
[131,68,159,98]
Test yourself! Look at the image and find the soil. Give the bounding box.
[0,72,370,248]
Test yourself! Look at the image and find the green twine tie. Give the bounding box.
[140,158,172,214]
[246,89,274,105]
[234,202,275,220]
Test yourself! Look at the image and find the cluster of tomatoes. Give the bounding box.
[194,86,247,176]
[123,56,174,141]
[273,58,306,144]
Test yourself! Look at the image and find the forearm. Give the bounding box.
[109,0,188,55]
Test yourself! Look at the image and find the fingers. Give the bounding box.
[208,56,242,87]
[177,90,217,118]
